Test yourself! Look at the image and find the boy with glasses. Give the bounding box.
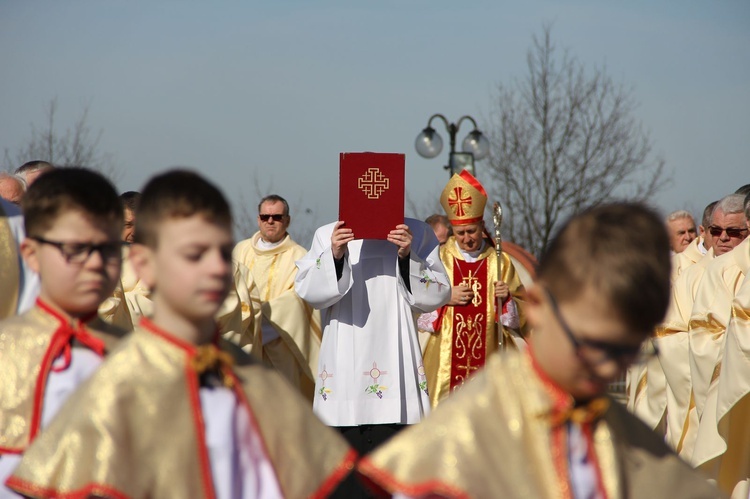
[359,202,718,498]
[7,170,354,498]
[0,168,128,495]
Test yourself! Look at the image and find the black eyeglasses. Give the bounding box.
[708,225,748,239]
[544,288,658,366]
[258,214,285,222]
[30,236,122,265]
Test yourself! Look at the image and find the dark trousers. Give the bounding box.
[329,424,407,498]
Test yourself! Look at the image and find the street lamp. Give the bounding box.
[414,114,490,177]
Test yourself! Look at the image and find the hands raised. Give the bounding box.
[331,221,354,260]
[387,224,412,259]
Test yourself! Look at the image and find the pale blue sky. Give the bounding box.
[1,1,748,244]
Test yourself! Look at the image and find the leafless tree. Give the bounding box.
[4,98,119,182]
[485,25,669,258]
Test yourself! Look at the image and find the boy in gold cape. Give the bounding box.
[8,170,355,498]
[0,168,128,496]
[359,203,720,498]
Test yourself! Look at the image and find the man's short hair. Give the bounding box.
[22,167,122,236]
[425,214,449,228]
[702,201,718,228]
[713,193,745,218]
[134,169,231,248]
[15,160,54,176]
[538,202,670,334]
[735,184,750,198]
[120,191,141,213]
[257,194,289,216]
[744,192,750,221]
[665,210,694,224]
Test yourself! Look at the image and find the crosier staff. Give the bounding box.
[493,201,505,349]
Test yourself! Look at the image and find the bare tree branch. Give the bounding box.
[485,25,670,257]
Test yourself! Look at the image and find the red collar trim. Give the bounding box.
[526,345,573,413]
[139,317,220,355]
[36,298,97,326]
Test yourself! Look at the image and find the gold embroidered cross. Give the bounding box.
[358,168,390,199]
[449,186,472,216]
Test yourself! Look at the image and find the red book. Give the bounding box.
[339,152,405,240]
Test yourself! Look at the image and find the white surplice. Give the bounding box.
[294,219,451,427]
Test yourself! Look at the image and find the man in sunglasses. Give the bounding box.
[629,200,719,444]
[684,193,750,495]
[652,194,747,460]
[233,194,321,402]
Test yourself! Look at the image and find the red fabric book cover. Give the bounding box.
[339,152,405,240]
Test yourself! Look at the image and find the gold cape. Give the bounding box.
[360,350,720,499]
[8,319,356,499]
[0,300,126,454]
[423,237,527,407]
[233,232,322,401]
[0,202,19,319]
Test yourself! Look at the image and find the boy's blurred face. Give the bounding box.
[22,210,122,318]
[136,215,233,326]
[528,284,647,402]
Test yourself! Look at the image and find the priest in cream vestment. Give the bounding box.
[233,194,321,402]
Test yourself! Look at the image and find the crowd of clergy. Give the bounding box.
[628,185,750,498]
[0,159,742,498]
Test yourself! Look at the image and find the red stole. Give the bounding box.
[449,257,494,391]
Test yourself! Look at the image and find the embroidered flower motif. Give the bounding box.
[418,363,429,395]
[363,361,388,399]
[319,386,332,401]
[316,258,322,269]
[419,271,439,290]
[318,365,334,401]
[365,384,388,398]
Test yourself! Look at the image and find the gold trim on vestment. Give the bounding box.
[0,207,20,319]
[732,305,750,322]
[675,393,696,455]
[634,371,648,405]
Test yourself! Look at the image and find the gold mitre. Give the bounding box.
[440,169,487,226]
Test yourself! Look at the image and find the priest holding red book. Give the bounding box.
[294,153,451,465]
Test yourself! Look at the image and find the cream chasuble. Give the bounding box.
[650,251,713,455]
[671,237,706,283]
[96,247,135,332]
[234,232,321,401]
[359,351,719,499]
[295,219,451,427]
[114,255,261,357]
[423,236,527,408]
[8,320,356,499]
[697,278,750,498]
[689,237,750,471]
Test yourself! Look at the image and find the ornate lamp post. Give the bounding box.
[414,114,490,177]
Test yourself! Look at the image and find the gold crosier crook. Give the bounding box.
[493,201,505,350]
